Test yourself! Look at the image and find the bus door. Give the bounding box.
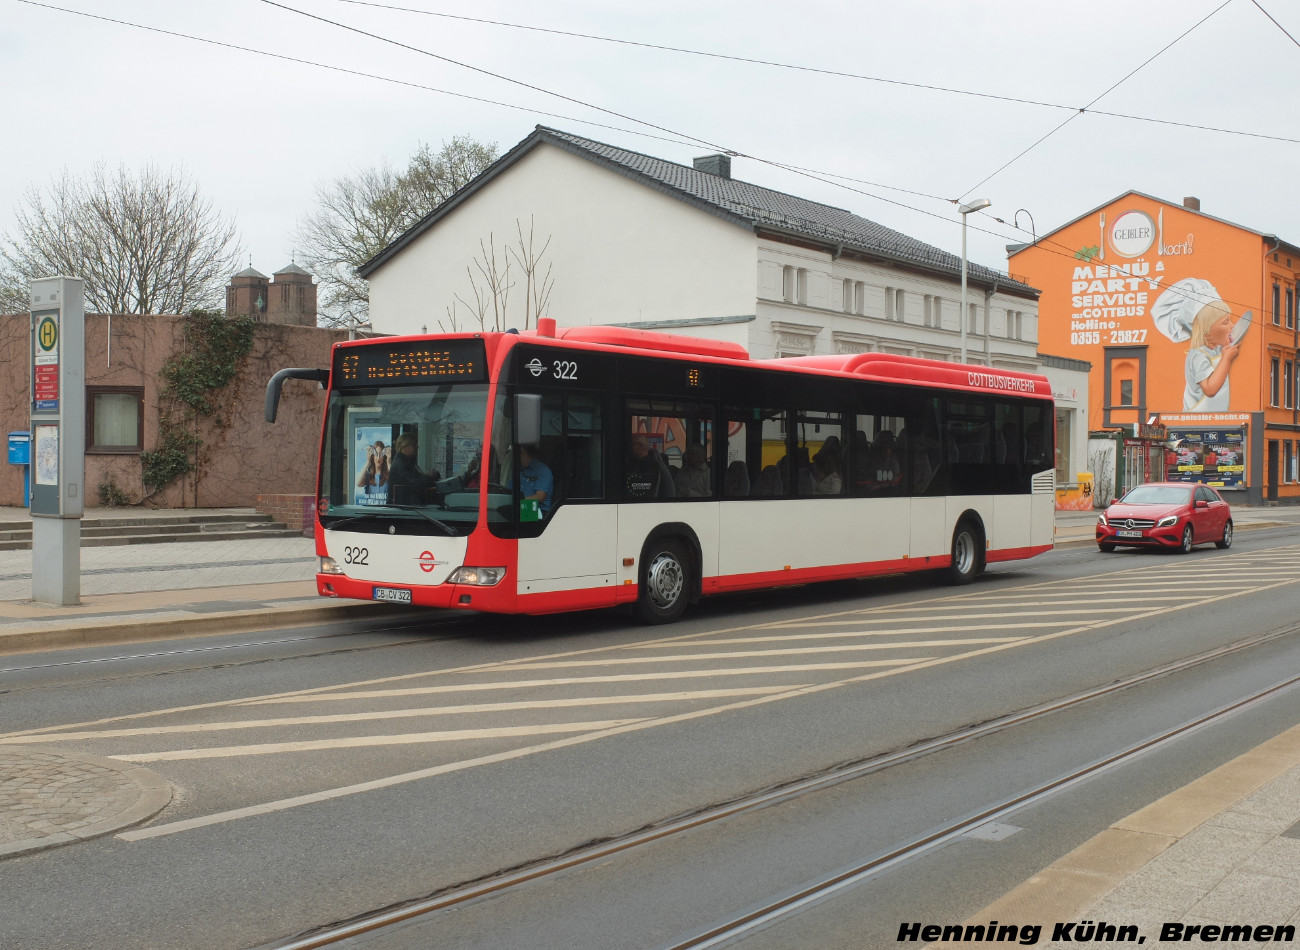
[512,389,617,597]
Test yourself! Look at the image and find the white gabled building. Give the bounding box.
[361,126,1041,370]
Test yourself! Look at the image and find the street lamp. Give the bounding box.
[958,197,991,364]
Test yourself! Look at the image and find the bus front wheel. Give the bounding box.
[636,538,692,624]
[947,521,983,585]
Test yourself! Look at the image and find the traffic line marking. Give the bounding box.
[111,720,649,762]
[0,687,802,744]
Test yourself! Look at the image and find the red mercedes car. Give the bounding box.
[1096,482,1233,554]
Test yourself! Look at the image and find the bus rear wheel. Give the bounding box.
[947,521,983,585]
[636,538,692,624]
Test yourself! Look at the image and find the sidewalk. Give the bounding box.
[0,507,402,657]
[964,726,1300,946]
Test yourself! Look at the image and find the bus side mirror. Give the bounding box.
[514,393,542,446]
[265,368,329,422]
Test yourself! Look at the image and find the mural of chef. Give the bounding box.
[1151,278,1248,412]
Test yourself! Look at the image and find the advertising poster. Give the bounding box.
[1011,193,1265,488]
[35,425,59,486]
[1165,428,1246,489]
[353,425,391,506]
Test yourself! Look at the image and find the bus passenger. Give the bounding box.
[724,460,750,496]
[813,446,841,494]
[753,465,783,496]
[517,444,554,515]
[871,431,901,485]
[675,443,711,497]
[388,434,441,505]
[625,433,674,499]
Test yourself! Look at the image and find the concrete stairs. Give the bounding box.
[0,513,303,551]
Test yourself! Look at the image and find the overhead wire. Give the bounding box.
[955,0,1235,200]
[319,0,1299,146]
[1249,0,1300,48]
[258,0,1270,315]
[13,0,1275,315]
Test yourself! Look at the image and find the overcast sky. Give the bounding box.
[5,0,1298,296]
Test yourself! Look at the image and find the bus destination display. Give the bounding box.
[334,340,486,386]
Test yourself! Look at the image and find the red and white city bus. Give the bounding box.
[266,319,1055,623]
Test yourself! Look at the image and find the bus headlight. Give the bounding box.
[319,556,344,574]
[447,566,507,586]
[1156,515,1179,528]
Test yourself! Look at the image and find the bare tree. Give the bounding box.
[440,217,555,333]
[297,136,498,329]
[0,164,241,314]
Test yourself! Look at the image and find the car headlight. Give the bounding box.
[447,566,507,586]
[319,556,344,574]
[1156,515,1179,528]
[1097,513,1108,527]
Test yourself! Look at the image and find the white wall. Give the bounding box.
[368,145,758,336]
[753,238,1041,366]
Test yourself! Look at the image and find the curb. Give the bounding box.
[961,722,1300,931]
[0,748,173,859]
[0,600,416,657]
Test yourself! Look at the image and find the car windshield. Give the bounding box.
[1121,485,1191,506]
[318,383,501,536]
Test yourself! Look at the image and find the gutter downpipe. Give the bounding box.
[1261,238,1282,502]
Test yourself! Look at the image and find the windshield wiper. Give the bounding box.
[384,504,457,536]
[323,507,457,536]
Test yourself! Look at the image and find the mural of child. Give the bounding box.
[1151,278,1241,412]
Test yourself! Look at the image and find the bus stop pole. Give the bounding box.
[30,276,84,606]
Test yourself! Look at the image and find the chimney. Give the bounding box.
[693,154,731,179]
[1183,196,1201,211]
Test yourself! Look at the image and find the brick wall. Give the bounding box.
[256,493,315,536]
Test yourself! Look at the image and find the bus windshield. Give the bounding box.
[319,383,498,536]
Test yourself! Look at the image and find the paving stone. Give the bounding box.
[0,747,172,858]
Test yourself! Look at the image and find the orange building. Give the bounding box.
[1010,192,1300,504]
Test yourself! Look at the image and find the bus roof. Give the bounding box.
[523,322,1051,399]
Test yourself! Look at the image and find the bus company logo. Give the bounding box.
[526,358,545,377]
[1108,210,1155,258]
[968,371,1036,393]
[416,551,447,573]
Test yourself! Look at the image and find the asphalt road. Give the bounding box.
[3,523,1300,950]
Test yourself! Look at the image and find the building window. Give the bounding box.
[854,282,866,315]
[1271,357,1280,406]
[782,266,795,303]
[1273,283,1281,325]
[890,288,905,322]
[796,268,809,306]
[1286,361,1295,410]
[842,279,853,313]
[87,387,144,453]
[1006,309,1021,339]
[1287,287,1295,330]
[1119,379,1134,406]
[924,295,942,328]
[967,303,979,335]
[1287,441,1295,484]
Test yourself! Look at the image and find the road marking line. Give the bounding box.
[110,720,649,762]
[118,575,1300,843]
[22,549,1300,740]
[0,688,803,743]
[240,662,930,705]
[497,640,1022,668]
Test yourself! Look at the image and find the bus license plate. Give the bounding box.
[373,587,412,604]
[1117,530,1143,538]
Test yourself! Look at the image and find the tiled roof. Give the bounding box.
[361,126,1035,296]
[541,128,1034,294]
